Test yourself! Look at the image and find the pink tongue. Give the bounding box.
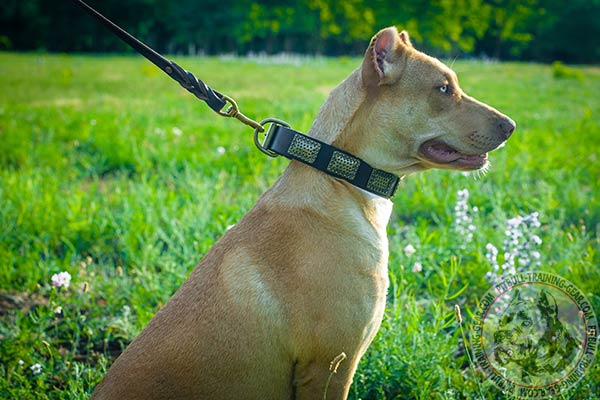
[422,141,462,163]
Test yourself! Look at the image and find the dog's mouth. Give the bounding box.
[418,140,488,170]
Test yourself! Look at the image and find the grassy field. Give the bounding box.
[0,52,598,399]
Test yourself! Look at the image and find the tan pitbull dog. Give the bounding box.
[92,27,515,399]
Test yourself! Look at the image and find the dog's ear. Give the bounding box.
[362,27,411,88]
[399,30,412,47]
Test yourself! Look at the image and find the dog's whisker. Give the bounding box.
[450,55,459,68]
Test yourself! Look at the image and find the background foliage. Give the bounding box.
[1,0,599,63]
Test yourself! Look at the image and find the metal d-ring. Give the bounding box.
[254,118,291,157]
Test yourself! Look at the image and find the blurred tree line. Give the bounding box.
[1,0,598,63]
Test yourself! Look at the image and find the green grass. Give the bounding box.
[0,52,598,399]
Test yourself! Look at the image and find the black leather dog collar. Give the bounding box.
[263,125,399,198]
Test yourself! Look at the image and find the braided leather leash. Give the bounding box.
[69,0,399,198]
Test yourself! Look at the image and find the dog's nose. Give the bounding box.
[498,117,516,139]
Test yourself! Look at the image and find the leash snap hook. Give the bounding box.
[254,118,291,157]
[218,95,265,132]
[218,94,240,118]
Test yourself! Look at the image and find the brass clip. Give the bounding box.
[218,95,264,132]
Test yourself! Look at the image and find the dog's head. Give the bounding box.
[349,27,515,175]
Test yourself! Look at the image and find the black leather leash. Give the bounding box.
[69,0,399,198]
[70,0,262,130]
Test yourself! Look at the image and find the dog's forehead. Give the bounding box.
[428,58,458,84]
[404,50,459,85]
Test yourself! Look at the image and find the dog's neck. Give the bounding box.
[262,68,394,235]
[307,68,365,145]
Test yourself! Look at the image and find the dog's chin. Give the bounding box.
[417,140,489,171]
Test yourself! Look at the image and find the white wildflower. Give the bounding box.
[30,363,42,375]
[453,188,477,246]
[54,305,63,315]
[172,127,183,136]
[412,262,423,273]
[486,211,543,284]
[51,271,71,289]
[485,243,499,265]
[403,244,416,257]
[217,146,226,155]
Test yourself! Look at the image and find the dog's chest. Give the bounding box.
[316,202,391,326]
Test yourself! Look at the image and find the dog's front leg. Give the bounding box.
[293,354,360,400]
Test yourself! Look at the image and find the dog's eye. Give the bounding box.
[439,84,449,94]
